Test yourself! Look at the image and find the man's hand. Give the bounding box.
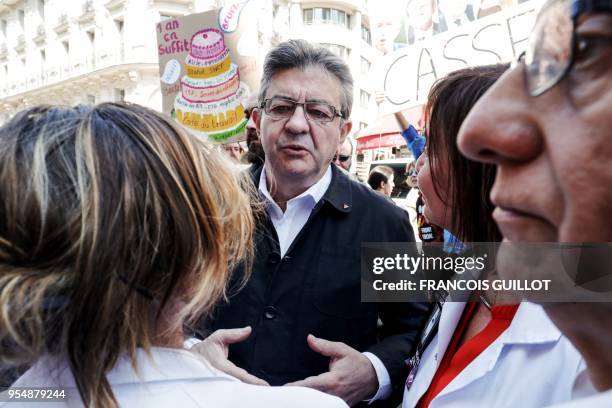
[285,335,379,406]
[191,327,270,386]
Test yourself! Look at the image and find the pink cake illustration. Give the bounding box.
[175,28,249,141]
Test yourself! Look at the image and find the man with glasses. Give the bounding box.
[459,0,612,406]
[333,138,353,172]
[196,39,428,407]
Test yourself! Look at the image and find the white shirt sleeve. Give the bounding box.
[362,352,392,402]
[183,337,203,349]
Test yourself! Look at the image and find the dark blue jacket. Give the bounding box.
[204,164,430,402]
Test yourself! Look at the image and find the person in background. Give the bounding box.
[458,1,612,406]
[405,0,444,44]
[476,0,514,18]
[333,137,353,172]
[437,0,475,28]
[367,165,395,198]
[404,161,421,241]
[243,90,265,167]
[0,103,346,408]
[403,64,588,408]
[391,110,446,244]
[222,142,244,163]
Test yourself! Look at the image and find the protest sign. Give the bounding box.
[156,2,263,143]
[372,0,544,114]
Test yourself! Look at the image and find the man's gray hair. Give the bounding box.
[258,39,354,120]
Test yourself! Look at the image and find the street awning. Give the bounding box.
[355,106,424,152]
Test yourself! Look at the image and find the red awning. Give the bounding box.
[356,133,406,151]
[355,106,424,152]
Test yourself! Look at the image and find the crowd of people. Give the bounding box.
[0,1,611,407]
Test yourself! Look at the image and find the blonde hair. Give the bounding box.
[0,103,256,406]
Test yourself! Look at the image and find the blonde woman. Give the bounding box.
[0,103,346,408]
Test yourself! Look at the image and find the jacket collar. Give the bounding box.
[438,302,562,397]
[321,164,352,213]
[251,163,352,214]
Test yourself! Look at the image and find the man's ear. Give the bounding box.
[252,107,262,133]
[339,119,352,145]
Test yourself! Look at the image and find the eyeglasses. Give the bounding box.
[260,97,345,124]
[333,154,351,162]
[515,0,612,97]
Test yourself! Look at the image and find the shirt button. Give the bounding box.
[268,253,281,265]
[434,353,438,361]
[263,306,278,320]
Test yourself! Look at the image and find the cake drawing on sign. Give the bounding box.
[174,28,249,141]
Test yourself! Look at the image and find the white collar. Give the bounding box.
[258,165,332,214]
[501,301,562,345]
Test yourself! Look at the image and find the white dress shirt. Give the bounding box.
[258,165,391,402]
[3,347,347,407]
[258,166,332,258]
[402,301,593,408]
[547,390,612,408]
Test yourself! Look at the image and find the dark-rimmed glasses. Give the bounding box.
[260,97,345,124]
[333,154,351,162]
[515,0,612,96]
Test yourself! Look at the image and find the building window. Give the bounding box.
[86,30,95,45]
[361,25,371,45]
[303,8,313,24]
[303,8,350,28]
[319,43,350,61]
[360,57,371,76]
[114,19,124,34]
[62,40,69,55]
[37,0,45,21]
[114,88,125,101]
[360,90,370,108]
[18,9,25,30]
[1,19,7,37]
[40,49,45,63]
[304,9,312,25]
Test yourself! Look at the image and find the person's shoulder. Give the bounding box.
[251,385,348,408]
[546,390,612,408]
[192,382,348,408]
[349,179,406,216]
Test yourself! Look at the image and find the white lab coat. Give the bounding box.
[402,302,592,408]
[547,389,612,408]
[3,347,347,408]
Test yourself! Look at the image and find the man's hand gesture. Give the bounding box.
[191,327,270,386]
[285,335,379,407]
